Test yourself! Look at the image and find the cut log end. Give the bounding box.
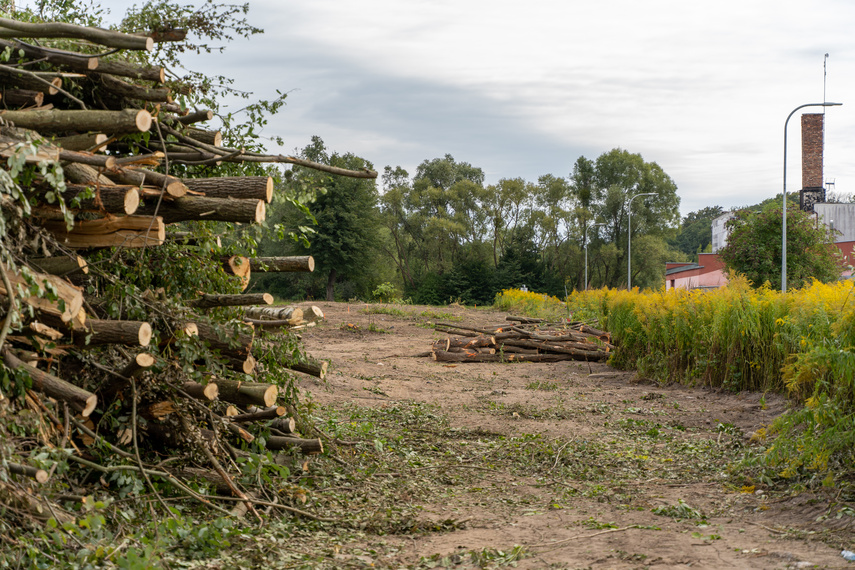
[255,200,266,224]
[138,323,153,347]
[262,385,277,407]
[135,110,153,132]
[124,188,140,215]
[166,181,188,198]
[82,394,97,418]
[264,177,273,203]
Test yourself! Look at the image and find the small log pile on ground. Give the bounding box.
[0,15,369,527]
[431,316,614,363]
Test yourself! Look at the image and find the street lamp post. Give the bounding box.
[585,222,605,291]
[627,192,656,290]
[782,101,842,293]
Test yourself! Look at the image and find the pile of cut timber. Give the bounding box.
[431,316,614,363]
[0,15,373,524]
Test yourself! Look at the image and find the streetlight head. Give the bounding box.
[824,102,843,106]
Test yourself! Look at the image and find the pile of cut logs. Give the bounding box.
[0,16,372,522]
[431,316,614,363]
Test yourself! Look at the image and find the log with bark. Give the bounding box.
[182,176,273,203]
[189,293,272,310]
[228,406,287,423]
[45,183,140,215]
[1,349,96,416]
[192,321,254,358]
[265,435,323,455]
[182,381,218,401]
[70,318,153,348]
[432,350,602,363]
[7,462,50,483]
[98,352,156,400]
[242,306,302,324]
[41,215,166,249]
[0,264,84,324]
[0,17,157,50]
[284,359,328,379]
[53,133,108,151]
[249,256,314,273]
[105,168,188,198]
[135,195,265,225]
[214,378,277,408]
[2,88,44,108]
[0,108,152,134]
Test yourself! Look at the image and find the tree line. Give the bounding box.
[255,139,702,303]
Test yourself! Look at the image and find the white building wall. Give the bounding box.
[814,203,855,242]
[711,212,736,253]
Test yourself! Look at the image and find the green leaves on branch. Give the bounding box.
[718,203,841,289]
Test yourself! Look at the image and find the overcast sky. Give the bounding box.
[95,0,855,216]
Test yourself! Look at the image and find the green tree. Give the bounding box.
[718,203,840,289]
[570,148,681,289]
[290,137,380,301]
[672,205,724,258]
[406,155,487,273]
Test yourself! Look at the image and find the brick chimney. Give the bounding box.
[801,113,824,189]
[800,113,825,211]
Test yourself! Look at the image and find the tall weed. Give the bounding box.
[497,281,855,485]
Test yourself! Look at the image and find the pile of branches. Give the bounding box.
[430,316,614,363]
[0,16,373,529]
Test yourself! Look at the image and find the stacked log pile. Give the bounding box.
[0,17,370,523]
[431,316,614,363]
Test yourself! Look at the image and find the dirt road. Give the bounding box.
[293,301,852,569]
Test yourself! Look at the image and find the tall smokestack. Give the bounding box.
[800,113,825,211]
[801,113,824,189]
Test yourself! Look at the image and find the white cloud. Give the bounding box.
[99,0,855,214]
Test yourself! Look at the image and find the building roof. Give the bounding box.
[666,263,702,276]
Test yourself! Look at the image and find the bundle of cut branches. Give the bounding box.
[431,316,614,363]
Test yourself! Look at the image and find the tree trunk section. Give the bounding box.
[1,349,96,416]
[0,18,154,50]
[189,293,273,310]
[215,378,278,408]
[182,381,218,401]
[53,132,108,151]
[27,255,88,277]
[285,360,328,379]
[135,196,265,224]
[192,321,254,358]
[106,168,188,198]
[249,256,314,273]
[0,264,84,324]
[0,108,152,133]
[326,268,336,302]
[42,216,166,248]
[229,406,287,423]
[266,435,323,455]
[182,176,273,203]
[94,73,171,103]
[51,184,139,215]
[71,318,152,347]
[242,306,302,323]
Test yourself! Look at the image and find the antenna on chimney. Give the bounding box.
[824,53,829,109]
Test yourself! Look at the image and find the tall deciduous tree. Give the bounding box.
[718,204,840,290]
[672,205,724,258]
[570,148,681,289]
[292,137,380,301]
